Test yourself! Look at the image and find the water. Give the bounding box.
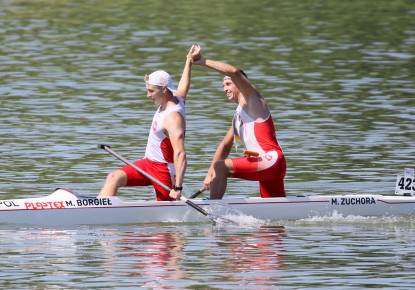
[1,0,415,288]
[2,219,415,289]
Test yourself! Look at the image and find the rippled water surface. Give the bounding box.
[1,0,415,288]
[2,219,415,289]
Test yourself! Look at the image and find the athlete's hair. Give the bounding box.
[238,69,248,79]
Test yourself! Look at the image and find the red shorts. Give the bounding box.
[232,150,286,198]
[120,158,175,201]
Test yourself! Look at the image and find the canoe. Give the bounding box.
[1,187,415,226]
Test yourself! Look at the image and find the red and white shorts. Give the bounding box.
[120,158,175,201]
[232,150,286,198]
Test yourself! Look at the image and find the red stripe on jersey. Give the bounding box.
[253,115,281,152]
[160,138,174,163]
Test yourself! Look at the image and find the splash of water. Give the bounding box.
[206,201,268,228]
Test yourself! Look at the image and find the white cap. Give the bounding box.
[146,70,178,95]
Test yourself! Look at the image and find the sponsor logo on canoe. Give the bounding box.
[331,197,376,206]
[25,201,66,210]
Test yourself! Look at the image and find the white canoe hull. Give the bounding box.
[1,188,415,225]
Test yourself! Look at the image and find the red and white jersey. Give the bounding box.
[233,105,282,154]
[145,97,185,163]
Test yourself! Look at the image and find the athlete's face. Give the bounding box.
[146,84,164,105]
[223,79,239,103]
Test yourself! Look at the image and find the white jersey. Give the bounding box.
[233,105,282,154]
[145,97,185,163]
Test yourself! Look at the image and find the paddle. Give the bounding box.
[98,144,235,224]
[189,187,205,199]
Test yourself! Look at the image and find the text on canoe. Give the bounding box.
[23,198,112,210]
[331,197,376,205]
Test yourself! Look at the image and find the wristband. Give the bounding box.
[173,185,183,191]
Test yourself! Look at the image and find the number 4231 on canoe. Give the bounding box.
[395,168,415,196]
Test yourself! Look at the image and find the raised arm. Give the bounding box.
[176,45,200,102]
[192,46,259,100]
[192,45,269,120]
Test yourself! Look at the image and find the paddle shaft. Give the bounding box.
[189,187,205,199]
[98,144,208,217]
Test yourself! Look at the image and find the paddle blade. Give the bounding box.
[98,144,110,149]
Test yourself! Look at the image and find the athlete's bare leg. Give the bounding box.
[98,170,128,197]
[209,159,234,199]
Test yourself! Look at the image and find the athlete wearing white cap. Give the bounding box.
[145,70,178,95]
[99,45,201,201]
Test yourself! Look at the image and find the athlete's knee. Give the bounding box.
[106,170,127,187]
[260,179,285,198]
[213,160,232,176]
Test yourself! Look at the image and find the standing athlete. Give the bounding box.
[98,46,199,201]
[192,45,286,199]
